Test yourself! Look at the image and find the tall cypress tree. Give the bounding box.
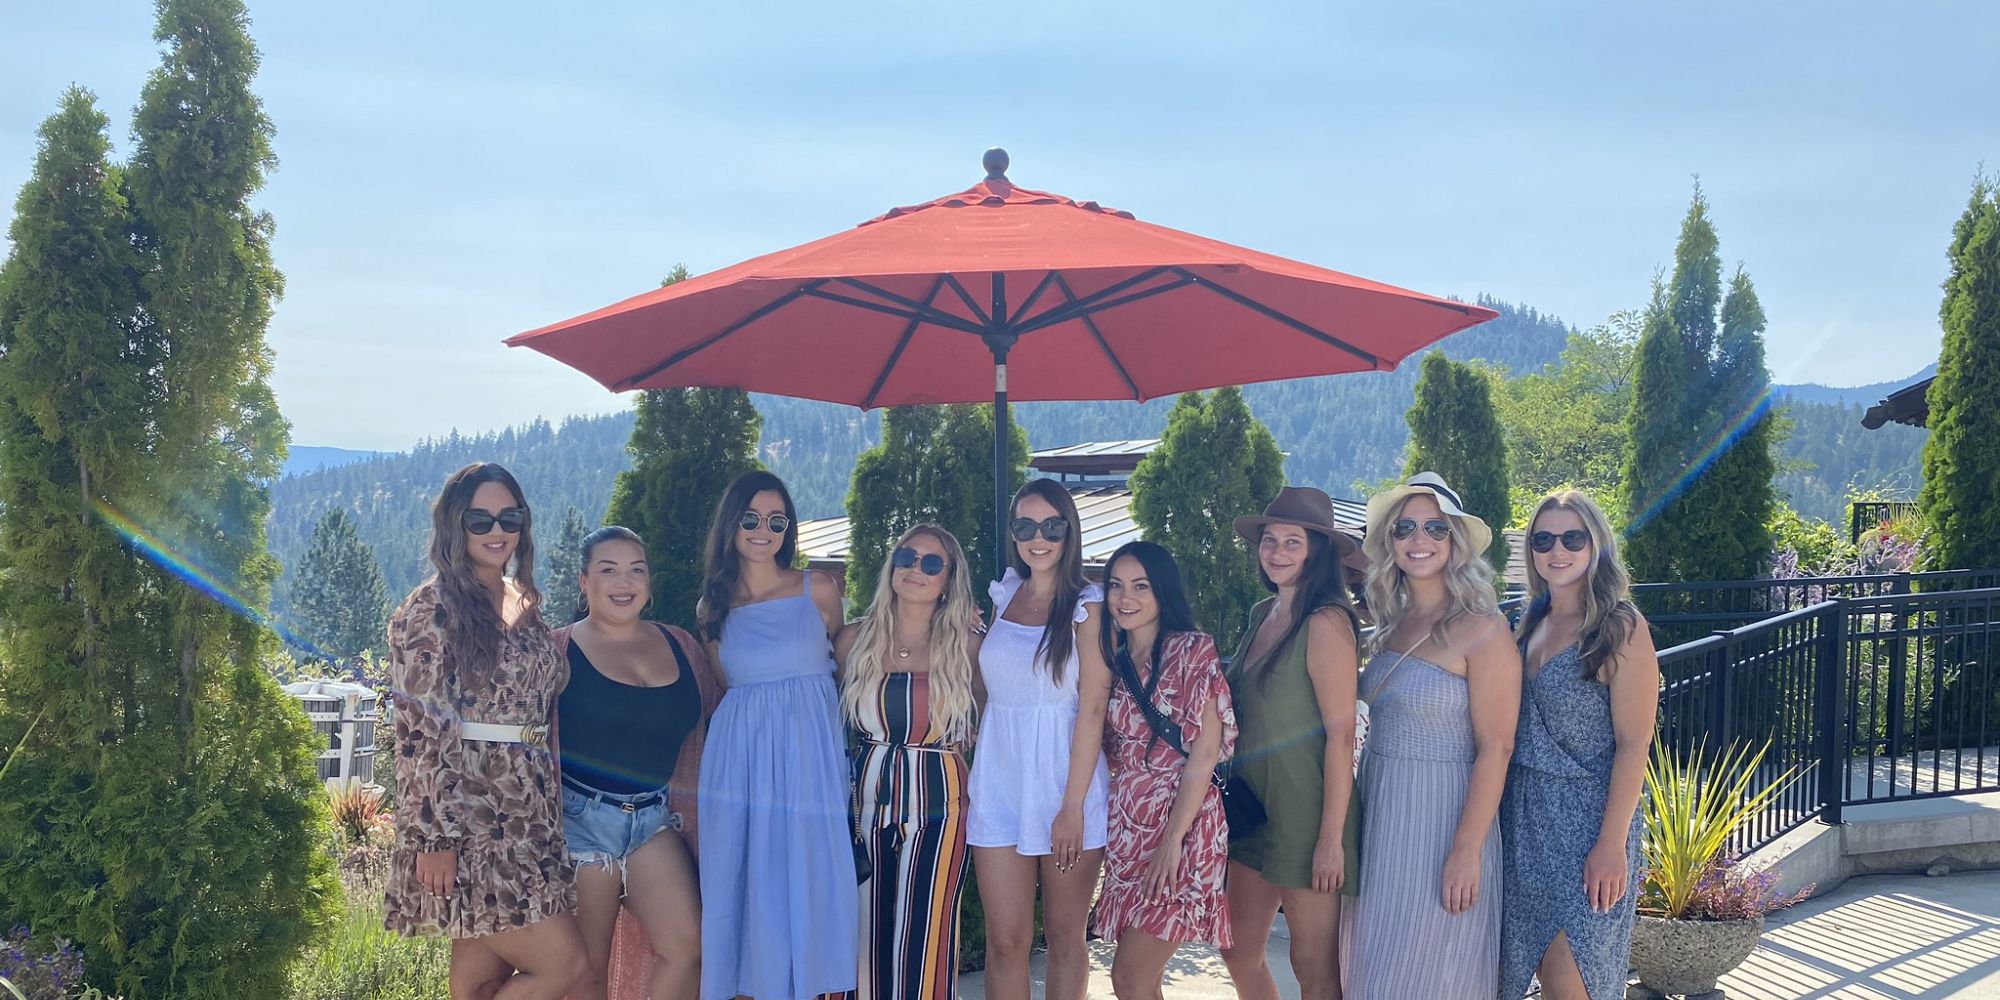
[1920,176,2000,572]
[603,265,765,631]
[1130,387,1284,648]
[843,404,1029,605]
[1402,350,1512,572]
[288,507,390,663]
[1624,189,1780,583]
[540,505,591,627]
[0,4,337,991]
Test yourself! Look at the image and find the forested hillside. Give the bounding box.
[266,296,1928,607]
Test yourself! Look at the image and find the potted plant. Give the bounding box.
[1628,739,1811,1000]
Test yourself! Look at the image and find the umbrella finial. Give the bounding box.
[983,147,1010,180]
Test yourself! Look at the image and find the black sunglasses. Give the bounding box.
[463,506,528,535]
[892,547,948,577]
[1009,516,1071,543]
[738,511,791,534]
[1530,529,1592,553]
[1389,517,1452,542]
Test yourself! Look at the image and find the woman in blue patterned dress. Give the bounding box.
[1498,491,1659,1000]
[694,471,857,1000]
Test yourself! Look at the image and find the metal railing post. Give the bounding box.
[1818,599,1847,825]
[1711,630,1736,750]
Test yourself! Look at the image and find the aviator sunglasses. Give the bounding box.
[462,506,528,535]
[738,511,792,534]
[1530,529,1592,553]
[1390,517,1452,541]
[892,547,948,576]
[1009,516,1071,543]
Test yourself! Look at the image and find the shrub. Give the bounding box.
[327,781,387,846]
[286,870,448,1000]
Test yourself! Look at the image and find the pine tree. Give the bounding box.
[1696,268,1779,579]
[1920,176,2000,572]
[1624,188,1781,583]
[288,508,390,663]
[0,8,337,992]
[604,269,763,632]
[1622,281,1688,581]
[1402,351,1512,571]
[844,404,1029,604]
[541,506,591,627]
[1129,387,1284,648]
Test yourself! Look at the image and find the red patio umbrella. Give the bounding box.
[508,149,1496,576]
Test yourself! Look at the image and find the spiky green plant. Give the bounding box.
[1640,738,1796,919]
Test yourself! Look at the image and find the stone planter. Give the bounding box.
[1627,914,1764,998]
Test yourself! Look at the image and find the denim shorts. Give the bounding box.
[560,782,678,869]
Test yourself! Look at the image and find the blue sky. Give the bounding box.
[2,1,1992,451]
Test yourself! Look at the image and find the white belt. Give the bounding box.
[462,721,550,749]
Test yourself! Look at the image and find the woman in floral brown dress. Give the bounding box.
[384,462,587,999]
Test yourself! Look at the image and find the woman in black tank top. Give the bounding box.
[554,526,713,1000]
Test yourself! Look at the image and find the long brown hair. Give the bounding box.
[427,463,540,686]
[1517,490,1642,682]
[696,471,799,643]
[1006,478,1089,683]
[1242,529,1359,690]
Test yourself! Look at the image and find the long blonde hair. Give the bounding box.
[1517,490,1641,682]
[841,525,979,744]
[1363,493,1499,653]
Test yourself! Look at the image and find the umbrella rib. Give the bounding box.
[616,280,825,390]
[862,276,947,410]
[835,277,989,333]
[1016,273,1195,336]
[804,287,988,336]
[939,274,992,329]
[1052,274,1141,401]
[1012,266,1176,334]
[1171,267,1383,369]
[1006,272,1061,327]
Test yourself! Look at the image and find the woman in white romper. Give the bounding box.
[969,478,1110,1000]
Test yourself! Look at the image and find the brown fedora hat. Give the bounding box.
[1234,486,1360,558]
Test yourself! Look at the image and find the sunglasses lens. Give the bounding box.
[892,547,916,568]
[768,514,790,534]
[738,512,761,531]
[495,509,526,534]
[464,512,496,534]
[1563,530,1590,551]
[920,554,946,576]
[1424,519,1451,540]
[1390,518,1416,540]
[1530,531,1555,553]
[1010,518,1038,542]
[1041,518,1070,541]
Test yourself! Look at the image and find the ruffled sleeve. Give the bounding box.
[1074,581,1104,623]
[988,567,1023,611]
[388,584,464,852]
[1168,632,1237,764]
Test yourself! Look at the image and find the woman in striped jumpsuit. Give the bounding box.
[836,524,983,1000]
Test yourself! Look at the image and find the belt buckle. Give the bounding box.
[619,800,636,814]
[520,724,550,750]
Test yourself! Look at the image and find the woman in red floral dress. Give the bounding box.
[1090,541,1238,998]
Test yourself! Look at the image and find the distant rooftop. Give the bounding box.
[1862,376,1934,430]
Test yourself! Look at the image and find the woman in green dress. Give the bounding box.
[1219,487,1364,1000]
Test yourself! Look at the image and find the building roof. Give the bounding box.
[1028,439,1160,478]
[1862,376,1934,429]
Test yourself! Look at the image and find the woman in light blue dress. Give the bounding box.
[695,471,857,1000]
[1499,492,1658,1000]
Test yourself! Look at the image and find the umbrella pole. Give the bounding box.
[990,271,1012,583]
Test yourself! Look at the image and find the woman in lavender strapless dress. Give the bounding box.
[695,472,857,1000]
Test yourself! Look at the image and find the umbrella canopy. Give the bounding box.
[508,150,1497,575]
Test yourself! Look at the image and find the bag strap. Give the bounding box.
[1112,641,1188,759]
[1369,633,1431,698]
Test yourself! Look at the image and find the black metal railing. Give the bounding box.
[1654,583,2000,855]
[1634,569,2000,650]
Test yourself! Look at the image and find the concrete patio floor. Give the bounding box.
[954,870,2000,998]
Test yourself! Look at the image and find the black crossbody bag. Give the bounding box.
[1110,642,1268,842]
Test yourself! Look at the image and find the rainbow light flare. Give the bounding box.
[92,497,328,658]
[1623,384,1777,537]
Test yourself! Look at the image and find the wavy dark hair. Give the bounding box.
[428,463,539,686]
[1097,541,1200,678]
[696,471,799,643]
[1243,528,1360,690]
[572,525,648,623]
[1007,478,1089,683]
